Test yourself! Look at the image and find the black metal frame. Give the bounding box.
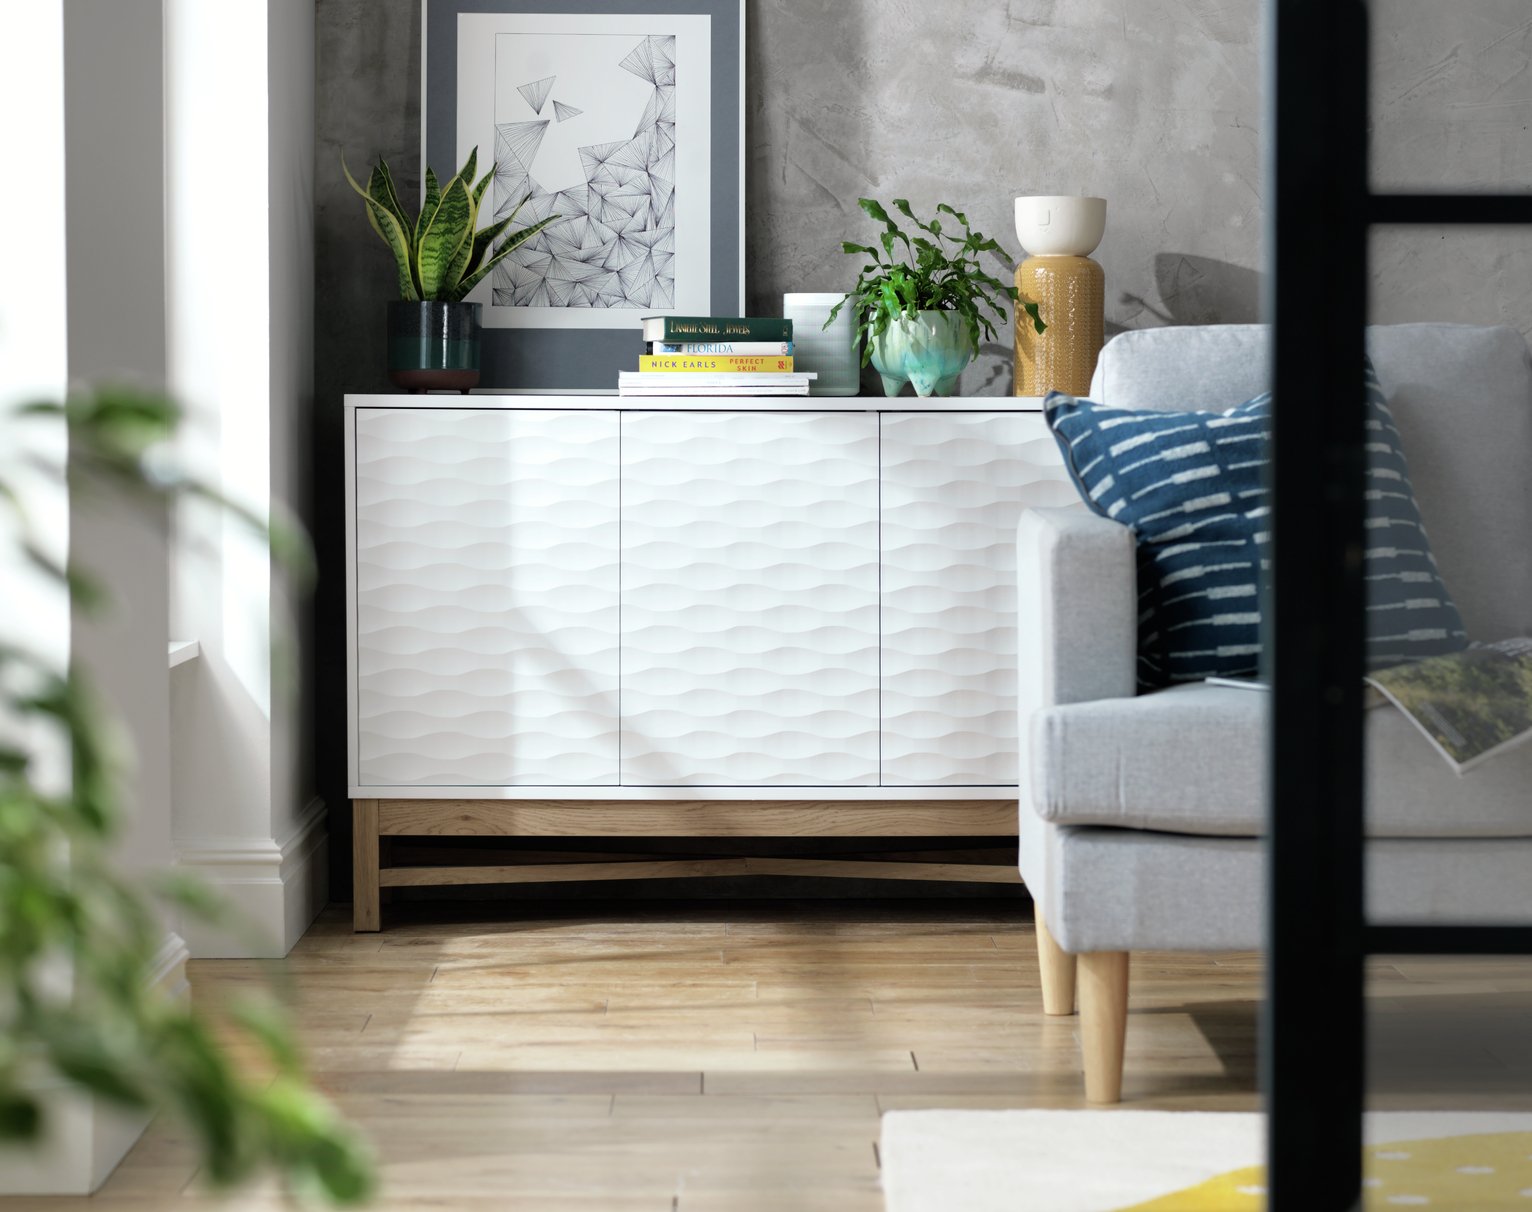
[1264,2,1532,1206]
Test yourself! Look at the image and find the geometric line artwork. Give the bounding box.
[494,119,550,177]
[494,35,677,310]
[517,75,555,114]
[620,36,676,87]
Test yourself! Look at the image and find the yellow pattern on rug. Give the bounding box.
[1118,1133,1532,1210]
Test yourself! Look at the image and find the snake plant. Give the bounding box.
[344,146,559,302]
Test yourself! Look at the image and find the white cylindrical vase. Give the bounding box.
[784,292,861,396]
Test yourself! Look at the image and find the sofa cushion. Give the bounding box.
[1032,682,1532,838]
[1087,323,1532,645]
[1045,361,1467,686]
[1022,825,1532,955]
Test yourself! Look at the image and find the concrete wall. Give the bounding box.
[313,0,1532,887]
[315,0,1532,385]
[1371,0,1532,334]
[315,0,421,886]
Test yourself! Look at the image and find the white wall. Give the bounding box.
[165,0,326,957]
[62,0,183,1186]
[0,0,189,1194]
[64,0,173,881]
[1,0,323,1191]
[268,0,319,847]
[0,0,69,680]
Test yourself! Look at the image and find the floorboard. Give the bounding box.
[8,899,1531,1210]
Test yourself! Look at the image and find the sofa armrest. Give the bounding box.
[1016,507,1137,866]
[1016,507,1138,713]
[1016,507,1138,941]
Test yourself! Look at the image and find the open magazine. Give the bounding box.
[1366,638,1532,773]
[1205,637,1532,774]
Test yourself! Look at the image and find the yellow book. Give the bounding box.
[639,354,795,373]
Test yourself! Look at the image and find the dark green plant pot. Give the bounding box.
[387,301,481,393]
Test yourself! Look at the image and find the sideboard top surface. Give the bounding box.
[343,393,1049,413]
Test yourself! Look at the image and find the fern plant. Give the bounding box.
[0,390,373,1204]
[829,197,1044,365]
[344,146,559,302]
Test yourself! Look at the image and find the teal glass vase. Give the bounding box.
[868,310,972,397]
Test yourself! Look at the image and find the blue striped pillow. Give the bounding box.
[1044,362,1467,688]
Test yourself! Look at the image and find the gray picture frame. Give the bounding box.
[422,0,745,392]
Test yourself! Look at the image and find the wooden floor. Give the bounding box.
[13,899,1532,1210]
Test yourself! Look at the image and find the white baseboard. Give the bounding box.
[0,1084,152,1197]
[175,797,329,958]
[0,932,188,1196]
[145,930,192,999]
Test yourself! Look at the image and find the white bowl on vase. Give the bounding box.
[1014,195,1107,258]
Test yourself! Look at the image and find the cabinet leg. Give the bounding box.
[353,798,381,932]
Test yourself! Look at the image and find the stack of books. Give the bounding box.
[618,315,818,396]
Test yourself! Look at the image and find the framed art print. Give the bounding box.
[423,0,745,391]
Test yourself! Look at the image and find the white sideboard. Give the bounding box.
[345,394,1080,801]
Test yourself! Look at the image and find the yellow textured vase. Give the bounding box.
[1014,254,1104,397]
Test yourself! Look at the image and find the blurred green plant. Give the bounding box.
[0,388,373,1205]
[343,145,561,302]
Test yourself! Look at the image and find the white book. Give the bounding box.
[618,369,821,384]
[618,371,815,386]
[618,385,811,397]
[651,341,795,355]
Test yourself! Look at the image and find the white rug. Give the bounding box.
[880,1110,1532,1211]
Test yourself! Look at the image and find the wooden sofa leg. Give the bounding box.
[1079,950,1130,1103]
[353,798,381,932]
[1035,914,1077,1015]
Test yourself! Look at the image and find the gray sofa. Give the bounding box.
[1016,323,1532,1102]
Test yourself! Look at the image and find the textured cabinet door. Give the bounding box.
[879,412,1082,785]
[353,408,620,786]
[621,411,881,786]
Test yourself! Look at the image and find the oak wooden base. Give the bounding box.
[1079,950,1130,1104]
[1035,913,1077,1016]
[352,799,380,932]
[352,797,1021,932]
[375,797,1018,838]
